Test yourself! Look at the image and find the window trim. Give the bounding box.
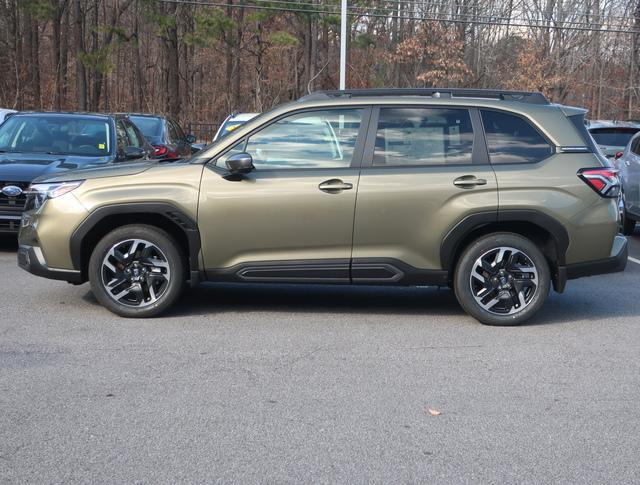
[360,105,488,169]
[479,108,556,166]
[209,106,373,173]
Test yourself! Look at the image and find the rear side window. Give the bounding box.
[481,110,553,164]
[373,107,474,166]
[631,137,640,156]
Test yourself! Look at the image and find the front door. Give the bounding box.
[198,107,369,283]
[351,106,498,283]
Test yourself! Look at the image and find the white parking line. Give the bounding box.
[629,257,640,265]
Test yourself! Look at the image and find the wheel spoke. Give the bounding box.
[469,245,539,316]
[101,238,171,308]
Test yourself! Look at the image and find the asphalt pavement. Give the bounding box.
[1,233,640,483]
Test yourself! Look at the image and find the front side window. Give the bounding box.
[481,110,553,164]
[373,107,474,166]
[124,122,142,148]
[218,109,363,170]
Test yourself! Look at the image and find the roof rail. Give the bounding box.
[299,88,549,105]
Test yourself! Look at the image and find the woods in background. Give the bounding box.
[1,0,640,125]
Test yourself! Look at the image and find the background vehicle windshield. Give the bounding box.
[0,115,111,156]
[589,127,640,147]
[218,121,245,139]
[129,116,163,144]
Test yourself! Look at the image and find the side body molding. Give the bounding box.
[69,202,202,283]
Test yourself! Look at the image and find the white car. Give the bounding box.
[213,112,259,141]
[0,109,17,125]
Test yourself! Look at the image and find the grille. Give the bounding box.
[0,181,29,211]
[0,217,21,232]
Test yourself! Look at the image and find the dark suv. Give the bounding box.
[126,114,196,160]
[0,112,151,233]
[18,89,627,325]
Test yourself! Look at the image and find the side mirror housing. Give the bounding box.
[123,146,146,160]
[185,134,196,144]
[225,152,254,174]
[615,151,624,160]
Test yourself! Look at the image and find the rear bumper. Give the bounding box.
[555,235,628,292]
[17,244,82,283]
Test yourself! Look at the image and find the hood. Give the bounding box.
[0,152,113,182]
[33,159,159,184]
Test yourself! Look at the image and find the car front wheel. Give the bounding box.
[88,225,184,317]
[454,233,550,326]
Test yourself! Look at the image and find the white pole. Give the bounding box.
[340,0,347,90]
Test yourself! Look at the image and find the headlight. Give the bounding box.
[26,181,83,210]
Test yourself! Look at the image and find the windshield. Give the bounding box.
[129,116,163,144]
[0,115,111,156]
[218,120,246,140]
[589,127,640,147]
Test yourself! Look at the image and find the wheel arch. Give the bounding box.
[441,210,570,291]
[70,203,201,284]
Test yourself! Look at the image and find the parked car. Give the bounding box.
[126,114,196,160]
[0,109,17,125]
[18,88,626,325]
[213,112,259,141]
[587,120,640,160]
[0,112,151,233]
[612,130,640,235]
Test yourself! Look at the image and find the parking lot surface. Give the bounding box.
[1,234,640,483]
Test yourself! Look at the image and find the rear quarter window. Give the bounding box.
[481,110,553,164]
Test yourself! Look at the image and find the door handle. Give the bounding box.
[319,179,353,193]
[453,175,487,188]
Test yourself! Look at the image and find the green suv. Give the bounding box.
[17,89,627,325]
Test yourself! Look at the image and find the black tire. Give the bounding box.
[619,195,636,236]
[454,232,550,326]
[88,225,185,317]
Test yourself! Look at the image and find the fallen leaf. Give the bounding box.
[427,408,441,416]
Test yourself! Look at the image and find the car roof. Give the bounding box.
[10,111,113,120]
[228,113,260,121]
[118,113,167,120]
[587,120,640,130]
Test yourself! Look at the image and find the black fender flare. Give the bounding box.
[440,209,570,270]
[70,202,201,279]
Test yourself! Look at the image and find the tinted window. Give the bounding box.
[589,127,640,147]
[0,115,111,156]
[124,121,142,148]
[116,121,128,152]
[171,120,185,140]
[373,108,473,166]
[631,136,640,156]
[481,110,553,164]
[129,116,164,145]
[221,109,363,170]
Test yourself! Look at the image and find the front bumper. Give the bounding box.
[555,235,628,292]
[17,245,82,283]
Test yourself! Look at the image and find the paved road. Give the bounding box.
[1,233,640,484]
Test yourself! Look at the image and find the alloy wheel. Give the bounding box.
[101,239,171,307]
[469,246,539,315]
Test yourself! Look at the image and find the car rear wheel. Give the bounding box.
[619,194,636,236]
[454,233,550,326]
[88,225,184,317]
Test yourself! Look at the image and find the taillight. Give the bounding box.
[578,168,621,198]
[153,145,168,157]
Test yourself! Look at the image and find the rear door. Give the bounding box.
[352,106,498,282]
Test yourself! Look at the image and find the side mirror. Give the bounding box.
[226,152,254,174]
[185,134,196,144]
[190,143,206,154]
[615,151,624,160]
[123,146,145,160]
